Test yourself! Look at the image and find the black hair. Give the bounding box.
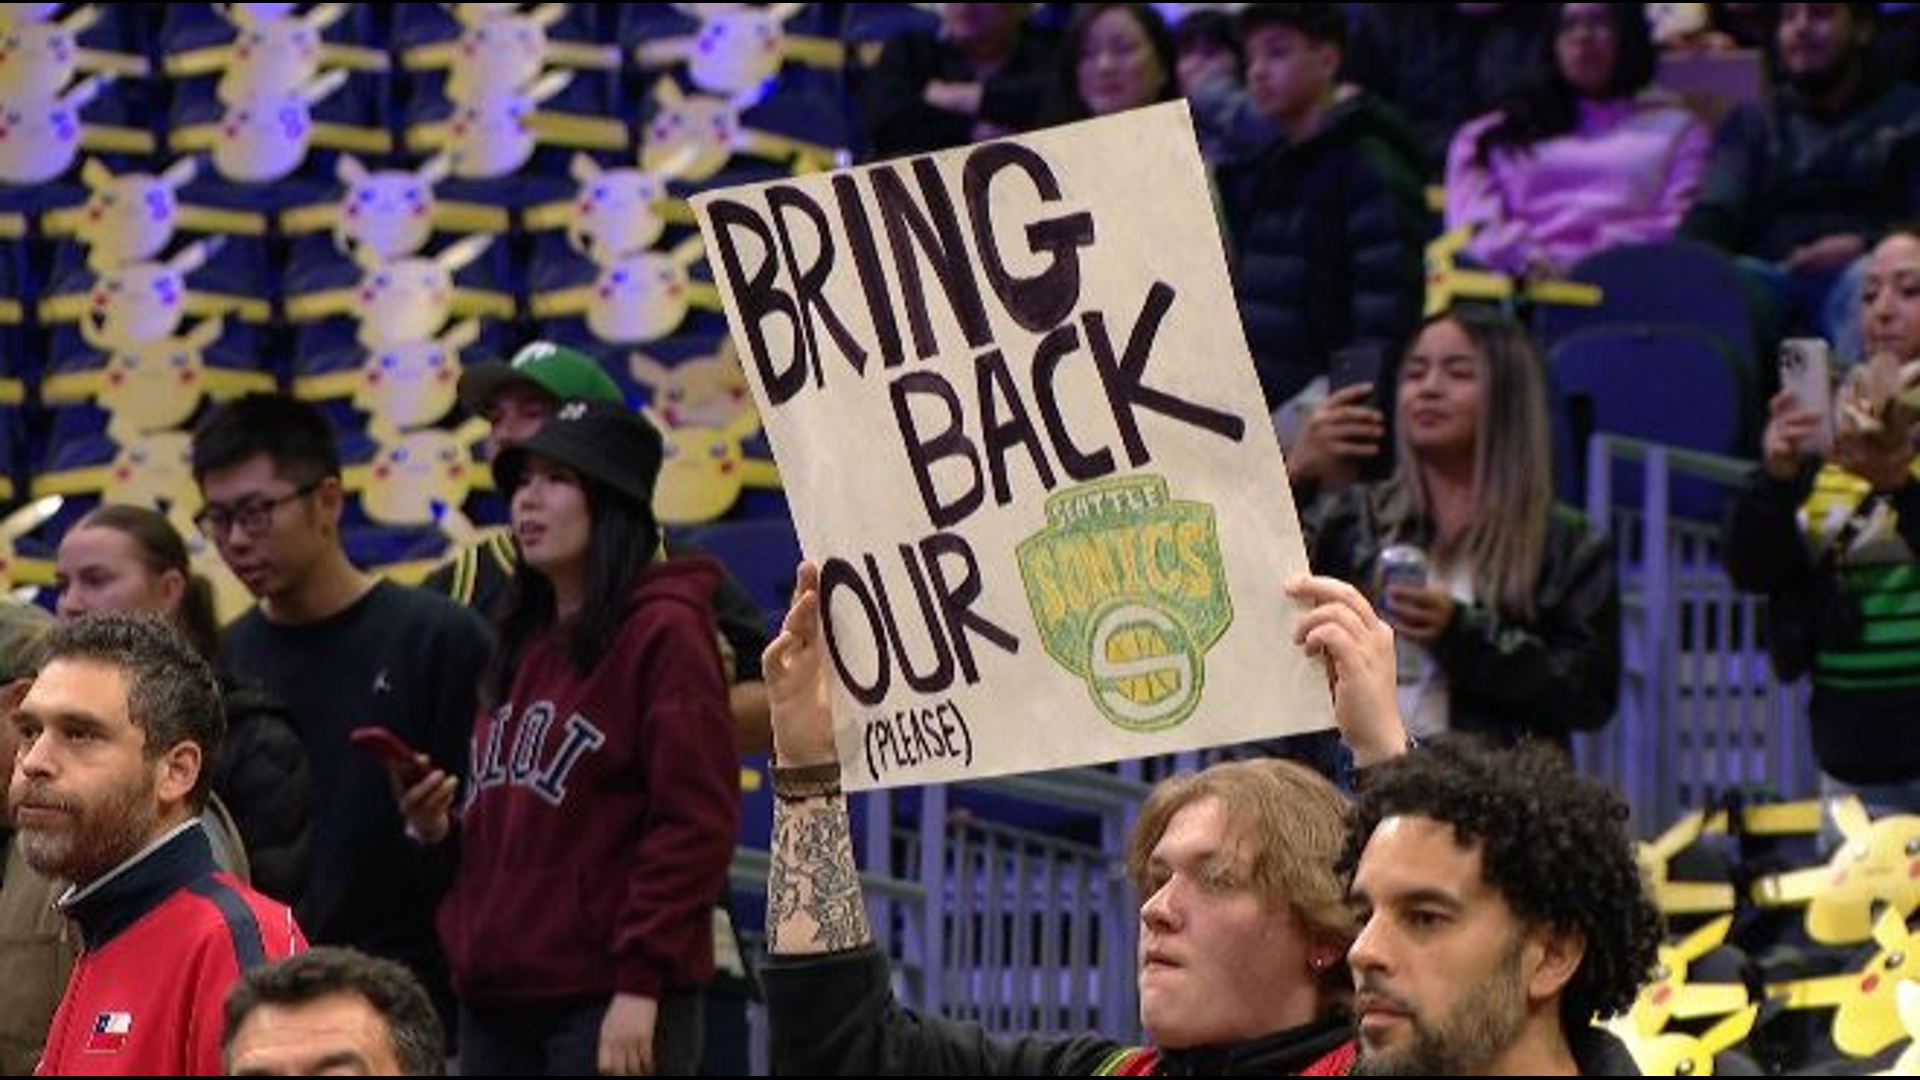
[1339,740,1663,1034]
[1476,4,1658,165]
[191,392,342,486]
[487,470,659,704]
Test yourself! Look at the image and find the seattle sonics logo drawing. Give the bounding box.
[1017,475,1232,731]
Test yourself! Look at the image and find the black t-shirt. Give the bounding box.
[222,580,492,1009]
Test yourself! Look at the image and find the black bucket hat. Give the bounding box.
[492,400,665,509]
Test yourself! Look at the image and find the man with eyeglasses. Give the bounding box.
[191,393,492,1035]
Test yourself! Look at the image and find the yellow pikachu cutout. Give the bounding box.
[1606,1006,1758,1077]
[652,409,779,526]
[294,319,480,438]
[1771,905,1919,1059]
[0,496,62,595]
[35,428,199,514]
[530,234,720,345]
[1423,227,1602,318]
[634,4,843,97]
[630,342,758,432]
[1640,811,1737,918]
[42,318,273,432]
[343,419,489,534]
[1752,798,1919,945]
[1628,916,1753,1036]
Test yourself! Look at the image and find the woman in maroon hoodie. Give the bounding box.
[399,401,740,1075]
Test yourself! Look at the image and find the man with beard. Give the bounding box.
[1341,740,1659,1075]
[10,613,305,1075]
[1681,3,1920,359]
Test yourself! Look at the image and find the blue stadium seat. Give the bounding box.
[1549,323,1754,522]
[1536,240,1763,396]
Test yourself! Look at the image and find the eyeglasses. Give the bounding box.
[194,481,321,539]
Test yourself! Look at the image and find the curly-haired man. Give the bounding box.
[1340,740,1662,1075]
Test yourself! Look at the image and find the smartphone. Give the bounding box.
[1329,344,1386,395]
[349,726,428,785]
[1778,338,1834,455]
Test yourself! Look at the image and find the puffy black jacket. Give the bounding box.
[210,678,312,907]
[1217,94,1429,409]
[1305,484,1620,746]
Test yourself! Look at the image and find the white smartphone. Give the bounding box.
[1778,338,1834,456]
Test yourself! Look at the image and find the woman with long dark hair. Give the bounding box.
[1304,307,1621,747]
[400,402,738,1076]
[1444,3,1709,277]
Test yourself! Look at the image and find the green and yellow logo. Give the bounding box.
[1016,475,1233,731]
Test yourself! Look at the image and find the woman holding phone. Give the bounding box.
[1726,225,1920,815]
[397,401,738,1076]
[1298,305,1620,747]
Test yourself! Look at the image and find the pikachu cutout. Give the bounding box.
[162,3,387,102]
[1752,798,1919,945]
[199,3,387,105]
[523,151,698,265]
[0,73,153,186]
[295,319,480,437]
[1770,905,1918,1060]
[406,68,626,181]
[164,5,389,181]
[35,428,200,514]
[41,159,268,274]
[401,3,619,105]
[1639,810,1738,919]
[640,78,836,184]
[1604,1006,1758,1078]
[41,317,270,432]
[278,153,509,263]
[0,6,147,101]
[531,234,719,345]
[1423,227,1601,318]
[343,417,490,534]
[652,409,779,526]
[35,239,258,357]
[630,340,757,432]
[1624,916,1755,1036]
[0,496,62,596]
[634,4,843,97]
[287,234,510,347]
[36,239,247,352]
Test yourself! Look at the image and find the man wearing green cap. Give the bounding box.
[430,342,772,755]
[0,601,71,1074]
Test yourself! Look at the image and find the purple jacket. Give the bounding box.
[1445,92,1709,276]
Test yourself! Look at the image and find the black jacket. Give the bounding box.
[1306,484,1621,746]
[764,947,1355,1075]
[210,677,312,908]
[1679,74,1920,262]
[858,27,1058,161]
[1344,4,1552,178]
[1217,94,1429,409]
[1722,463,1920,785]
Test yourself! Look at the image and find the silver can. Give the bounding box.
[1376,545,1430,682]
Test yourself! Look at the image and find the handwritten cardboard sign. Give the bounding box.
[694,102,1331,789]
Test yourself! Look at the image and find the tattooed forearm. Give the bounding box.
[768,793,873,955]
